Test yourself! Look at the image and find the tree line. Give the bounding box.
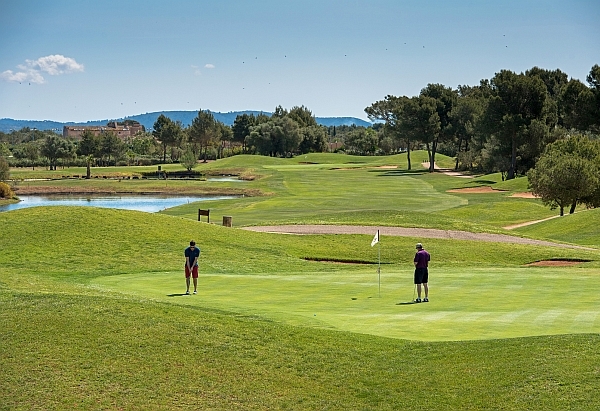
[366,65,600,179]
[365,64,600,215]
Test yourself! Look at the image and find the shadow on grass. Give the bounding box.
[396,301,417,305]
[370,169,428,177]
[167,293,190,297]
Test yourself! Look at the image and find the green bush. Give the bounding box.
[0,181,14,198]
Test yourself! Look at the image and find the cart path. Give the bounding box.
[242,225,596,250]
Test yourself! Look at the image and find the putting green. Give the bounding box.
[91,265,600,342]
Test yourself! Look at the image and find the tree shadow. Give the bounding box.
[472,179,497,184]
[368,169,428,177]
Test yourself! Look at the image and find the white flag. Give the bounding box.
[371,230,379,247]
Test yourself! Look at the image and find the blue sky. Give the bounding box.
[1,0,598,122]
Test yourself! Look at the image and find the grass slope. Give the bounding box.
[514,208,600,247]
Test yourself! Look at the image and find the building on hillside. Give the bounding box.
[328,141,343,152]
[63,121,145,139]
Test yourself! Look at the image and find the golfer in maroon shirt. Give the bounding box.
[413,243,430,303]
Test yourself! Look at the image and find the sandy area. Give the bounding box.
[526,260,585,267]
[510,192,539,198]
[243,225,595,250]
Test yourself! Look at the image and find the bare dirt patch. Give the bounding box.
[373,165,398,169]
[503,215,561,230]
[526,260,589,267]
[447,186,506,194]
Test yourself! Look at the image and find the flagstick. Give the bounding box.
[371,229,381,297]
[378,240,381,297]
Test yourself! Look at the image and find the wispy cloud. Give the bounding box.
[1,55,84,84]
[191,65,202,76]
[204,64,215,69]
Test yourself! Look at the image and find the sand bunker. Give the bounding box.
[526,260,587,267]
[510,192,539,198]
[447,186,506,194]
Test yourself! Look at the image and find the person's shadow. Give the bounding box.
[396,301,417,305]
[167,293,189,297]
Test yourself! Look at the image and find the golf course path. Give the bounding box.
[243,225,596,250]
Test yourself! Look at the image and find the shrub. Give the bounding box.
[0,181,14,199]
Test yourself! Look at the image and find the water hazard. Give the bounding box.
[0,194,238,213]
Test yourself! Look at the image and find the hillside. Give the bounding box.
[0,110,372,132]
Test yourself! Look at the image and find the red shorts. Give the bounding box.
[185,265,198,278]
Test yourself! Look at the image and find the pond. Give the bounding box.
[0,194,238,213]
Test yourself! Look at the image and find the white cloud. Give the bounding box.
[1,54,84,84]
[204,64,215,69]
[1,70,30,83]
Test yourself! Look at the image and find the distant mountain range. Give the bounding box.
[0,110,372,133]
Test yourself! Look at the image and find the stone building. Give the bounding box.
[63,121,145,139]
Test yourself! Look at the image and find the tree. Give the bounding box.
[398,96,441,168]
[0,142,9,158]
[215,122,233,159]
[76,130,99,178]
[526,67,568,99]
[188,110,218,162]
[41,135,73,170]
[559,79,595,130]
[288,105,318,128]
[153,114,182,163]
[298,125,327,154]
[180,144,198,172]
[344,127,378,155]
[365,95,415,169]
[420,84,457,171]
[131,132,158,157]
[586,64,600,132]
[247,122,274,155]
[0,155,9,182]
[528,134,600,215]
[12,141,40,170]
[449,85,486,170]
[247,117,301,156]
[98,131,126,165]
[232,114,255,151]
[482,70,550,179]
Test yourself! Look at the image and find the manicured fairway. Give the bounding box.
[92,263,600,341]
